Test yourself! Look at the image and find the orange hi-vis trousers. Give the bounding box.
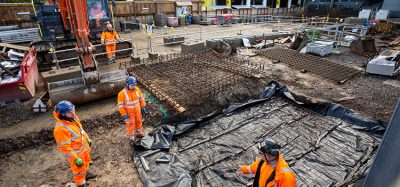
[117,87,146,137]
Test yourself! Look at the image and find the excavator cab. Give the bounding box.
[33,0,111,40]
[86,0,111,39]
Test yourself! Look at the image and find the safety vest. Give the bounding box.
[53,112,90,163]
[117,87,146,116]
[101,30,120,44]
[241,154,296,187]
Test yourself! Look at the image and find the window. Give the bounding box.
[232,0,246,5]
[87,0,108,20]
[216,0,227,6]
[252,0,263,5]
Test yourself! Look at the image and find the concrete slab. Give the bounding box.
[206,32,293,53]
[131,56,141,64]
[164,36,185,45]
[148,52,159,59]
[181,42,207,53]
[199,20,212,25]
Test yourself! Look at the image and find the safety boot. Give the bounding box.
[136,130,144,139]
[106,58,113,65]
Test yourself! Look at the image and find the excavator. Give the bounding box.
[32,0,132,70]
[31,0,130,104]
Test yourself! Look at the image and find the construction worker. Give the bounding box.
[101,22,122,64]
[53,100,92,187]
[237,138,296,187]
[117,76,146,141]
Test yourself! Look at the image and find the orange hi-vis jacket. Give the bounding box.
[101,30,120,45]
[117,87,146,117]
[101,30,121,59]
[53,112,91,164]
[240,154,296,187]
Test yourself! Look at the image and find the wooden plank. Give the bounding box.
[130,72,186,113]
[389,37,400,46]
[0,43,31,51]
[0,3,31,7]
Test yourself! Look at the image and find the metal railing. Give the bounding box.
[144,15,313,54]
[48,39,136,70]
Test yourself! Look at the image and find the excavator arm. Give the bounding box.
[58,0,95,70]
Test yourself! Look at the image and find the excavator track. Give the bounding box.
[33,40,133,72]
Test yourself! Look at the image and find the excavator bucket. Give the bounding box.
[48,69,128,105]
[350,38,378,57]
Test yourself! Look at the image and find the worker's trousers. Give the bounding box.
[106,44,116,59]
[69,151,91,186]
[125,111,143,137]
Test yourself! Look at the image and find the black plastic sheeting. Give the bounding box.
[260,81,387,135]
[134,81,384,187]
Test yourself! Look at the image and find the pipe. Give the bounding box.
[140,156,151,172]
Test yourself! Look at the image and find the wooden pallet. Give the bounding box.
[389,37,400,46]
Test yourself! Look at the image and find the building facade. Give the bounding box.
[201,0,304,10]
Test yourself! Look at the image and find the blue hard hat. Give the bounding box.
[55,100,75,115]
[126,76,137,85]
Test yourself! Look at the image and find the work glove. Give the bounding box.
[122,114,129,120]
[74,158,84,167]
[87,138,92,147]
[141,107,147,113]
[122,114,131,124]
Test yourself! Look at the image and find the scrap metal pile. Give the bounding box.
[256,48,361,83]
[128,49,263,112]
[0,44,27,83]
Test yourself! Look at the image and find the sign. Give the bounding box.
[176,6,189,17]
[146,24,153,33]
[226,0,231,7]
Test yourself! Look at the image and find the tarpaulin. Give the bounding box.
[262,81,387,136]
[134,81,384,187]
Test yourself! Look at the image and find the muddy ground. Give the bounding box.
[0,77,265,187]
[1,23,400,186]
[242,46,399,122]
